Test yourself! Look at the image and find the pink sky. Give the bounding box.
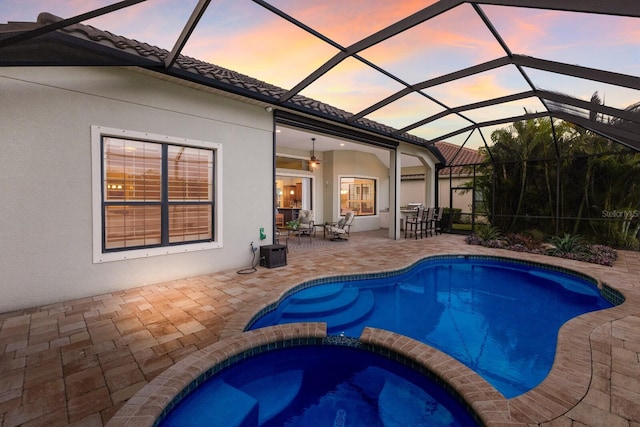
[3,1,638,145]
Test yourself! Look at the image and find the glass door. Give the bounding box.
[275,176,312,223]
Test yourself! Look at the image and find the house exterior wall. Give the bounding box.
[0,66,273,312]
[400,173,477,222]
[400,179,426,206]
[323,150,389,232]
[400,166,427,207]
[398,144,436,208]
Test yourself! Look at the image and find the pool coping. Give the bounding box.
[106,323,328,427]
[106,253,638,426]
[220,253,636,425]
[107,322,502,427]
[224,254,625,336]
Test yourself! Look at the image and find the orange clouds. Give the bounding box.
[185,12,337,89]
[271,0,436,46]
[459,74,511,100]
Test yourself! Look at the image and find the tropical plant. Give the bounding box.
[471,105,640,248]
[547,233,588,256]
[475,225,504,242]
[465,229,617,266]
[505,232,543,251]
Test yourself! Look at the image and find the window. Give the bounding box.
[340,177,376,216]
[275,155,310,171]
[92,127,221,262]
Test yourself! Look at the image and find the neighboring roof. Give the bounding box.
[1,2,639,160]
[435,141,485,176]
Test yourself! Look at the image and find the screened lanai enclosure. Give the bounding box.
[2,1,640,249]
[441,126,640,250]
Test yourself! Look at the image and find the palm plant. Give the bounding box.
[547,233,588,256]
[474,108,640,248]
[476,225,504,242]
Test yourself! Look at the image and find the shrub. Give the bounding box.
[506,233,542,250]
[476,225,504,242]
[581,244,618,266]
[465,229,617,266]
[442,208,462,224]
[484,239,507,248]
[590,244,618,261]
[527,229,546,242]
[547,233,588,256]
[464,234,483,245]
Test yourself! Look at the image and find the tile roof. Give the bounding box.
[30,12,441,158]
[434,141,485,176]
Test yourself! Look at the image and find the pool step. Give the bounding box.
[378,377,453,426]
[325,290,375,332]
[237,369,303,425]
[282,287,359,318]
[289,283,345,304]
[161,380,258,427]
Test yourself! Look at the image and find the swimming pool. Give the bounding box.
[158,343,480,427]
[249,256,616,398]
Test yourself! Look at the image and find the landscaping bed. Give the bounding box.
[465,227,618,266]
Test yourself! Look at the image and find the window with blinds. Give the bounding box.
[339,177,376,216]
[103,137,214,251]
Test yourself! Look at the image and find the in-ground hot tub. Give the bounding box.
[159,342,480,426]
[107,324,497,426]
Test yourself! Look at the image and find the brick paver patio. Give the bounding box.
[1,231,639,426]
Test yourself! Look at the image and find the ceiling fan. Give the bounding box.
[309,137,320,167]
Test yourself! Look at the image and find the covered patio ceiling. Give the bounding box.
[2,0,640,159]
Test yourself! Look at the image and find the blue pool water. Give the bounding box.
[250,257,614,398]
[159,345,479,427]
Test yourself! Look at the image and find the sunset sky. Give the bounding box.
[3,1,639,147]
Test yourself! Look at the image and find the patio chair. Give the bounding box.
[295,209,314,243]
[275,230,289,252]
[325,211,355,241]
[422,207,435,237]
[404,206,424,239]
[433,207,444,235]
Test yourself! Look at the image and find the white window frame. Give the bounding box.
[91,126,223,263]
[337,174,378,217]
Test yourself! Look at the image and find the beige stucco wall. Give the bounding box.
[0,66,273,312]
[400,179,425,206]
[400,165,428,207]
[398,144,436,208]
[322,150,390,232]
[400,164,475,213]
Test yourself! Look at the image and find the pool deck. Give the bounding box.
[1,231,639,426]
